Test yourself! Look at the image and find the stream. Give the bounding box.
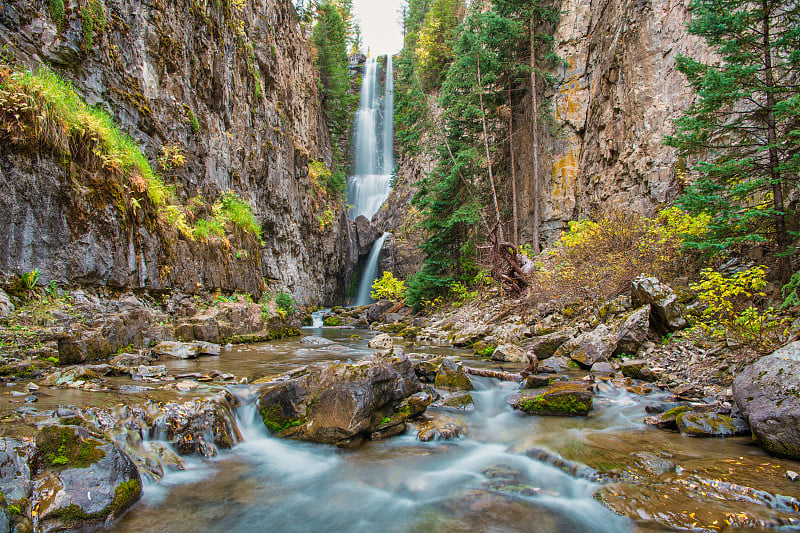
[79,326,800,533]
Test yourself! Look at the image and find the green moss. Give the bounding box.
[662,405,691,420]
[517,384,592,416]
[7,505,20,516]
[434,371,474,391]
[323,316,342,326]
[36,426,106,470]
[259,405,304,434]
[227,328,301,344]
[48,0,65,29]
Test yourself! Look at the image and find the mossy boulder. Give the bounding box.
[509,382,593,416]
[151,394,239,457]
[644,405,691,430]
[434,358,473,391]
[439,391,475,410]
[520,373,567,389]
[32,426,141,532]
[676,412,750,438]
[257,355,423,447]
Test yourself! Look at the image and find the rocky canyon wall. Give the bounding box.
[0,0,352,304]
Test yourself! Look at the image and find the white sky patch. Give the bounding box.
[352,0,405,55]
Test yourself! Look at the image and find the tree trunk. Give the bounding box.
[530,20,541,253]
[509,88,519,247]
[762,1,789,280]
[477,59,504,245]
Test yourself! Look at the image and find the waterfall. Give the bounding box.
[347,56,394,220]
[355,233,389,306]
[348,55,395,306]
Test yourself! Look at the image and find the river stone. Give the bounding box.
[416,414,467,441]
[42,366,102,388]
[644,405,691,430]
[368,333,393,350]
[152,394,239,456]
[556,324,615,367]
[590,362,614,375]
[132,365,167,380]
[527,330,573,360]
[193,341,221,356]
[257,355,423,447]
[631,276,687,333]
[0,438,32,502]
[733,341,800,459]
[301,336,336,346]
[439,391,475,410]
[613,305,650,355]
[366,301,393,323]
[434,358,474,391]
[520,373,567,389]
[0,289,13,317]
[413,360,439,383]
[619,359,648,378]
[491,344,528,363]
[538,356,573,374]
[676,412,750,438]
[631,452,676,476]
[525,448,600,481]
[32,426,141,532]
[153,341,199,359]
[509,382,593,416]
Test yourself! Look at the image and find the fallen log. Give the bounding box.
[464,366,523,382]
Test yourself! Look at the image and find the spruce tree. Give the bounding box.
[666,0,800,276]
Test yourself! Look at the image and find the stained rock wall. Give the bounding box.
[0,0,351,304]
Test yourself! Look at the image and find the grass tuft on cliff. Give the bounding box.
[0,64,263,243]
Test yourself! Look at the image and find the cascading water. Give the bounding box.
[348,55,395,306]
[355,233,389,306]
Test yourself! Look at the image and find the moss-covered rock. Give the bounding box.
[676,412,750,438]
[644,405,691,430]
[433,358,473,391]
[509,382,593,416]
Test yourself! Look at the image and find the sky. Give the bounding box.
[352,0,405,55]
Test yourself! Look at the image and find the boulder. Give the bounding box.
[491,344,528,363]
[527,330,573,360]
[354,215,378,254]
[131,365,167,380]
[644,405,691,430]
[0,438,32,501]
[32,426,141,532]
[452,324,492,347]
[439,391,475,410]
[152,341,199,359]
[416,414,467,442]
[487,323,529,345]
[366,301,394,323]
[413,359,439,383]
[151,395,239,456]
[300,336,336,346]
[509,382,593,416]
[520,373,568,389]
[631,276,687,333]
[537,356,573,374]
[733,341,800,459]
[42,366,102,388]
[556,324,615,367]
[618,359,661,381]
[590,361,614,375]
[676,412,750,438]
[434,358,473,391]
[0,289,14,318]
[193,341,221,356]
[368,333,393,350]
[613,305,650,355]
[257,355,423,447]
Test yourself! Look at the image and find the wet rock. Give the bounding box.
[0,289,13,317]
[631,276,687,333]
[413,359,439,383]
[787,471,800,482]
[644,405,691,430]
[619,359,652,380]
[525,448,600,481]
[42,366,102,388]
[590,362,614,375]
[644,402,684,414]
[109,353,152,367]
[416,414,467,441]
[676,412,750,438]
[118,385,152,394]
[733,341,800,459]
[613,305,650,355]
[366,301,393,323]
[520,373,567,389]
[257,355,423,446]
[509,382,593,416]
[491,344,528,363]
[354,215,379,253]
[152,395,239,456]
[193,341,221,356]
[301,336,336,346]
[631,452,676,476]
[131,365,167,380]
[402,391,435,418]
[0,438,32,501]
[538,356,573,374]
[439,391,475,410]
[434,359,473,391]
[152,341,199,360]
[368,333,393,350]
[174,380,199,392]
[527,330,573,360]
[25,383,38,392]
[32,426,141,532]
[0,510,9,533]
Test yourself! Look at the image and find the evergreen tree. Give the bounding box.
[666,0,800,276]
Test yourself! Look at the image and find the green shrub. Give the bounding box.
[275,290,296,314]
[782,269,800,309]
[220,192,262,240]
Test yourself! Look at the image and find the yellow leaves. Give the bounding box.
[370,271,407,303]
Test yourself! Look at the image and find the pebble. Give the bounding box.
[26,382,39,392]
[787,471,800,482]
[24,395,37,403]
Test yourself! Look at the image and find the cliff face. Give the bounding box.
[515,0,711,245]
[0,0,351,304]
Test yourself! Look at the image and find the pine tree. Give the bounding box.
[666,0,800,277]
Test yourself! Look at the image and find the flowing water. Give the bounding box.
[355,233,390,306]
[96,330,800,533]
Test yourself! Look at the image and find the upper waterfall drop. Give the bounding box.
[347,56,394,221]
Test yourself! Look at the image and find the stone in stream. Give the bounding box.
[526,330,574,360]
[631,275,687,333]
[525,448,601,481]
[509,382,593,416]
[131,365,167,380]
[152,341,199,359]
[0,438,32,502]
[537,356,573,374]
[434,358,474,391]
[644,405,694,430]
[257,354,424,447]
[491,344,528,363]
[151,393,240,456]
[438,391,475,410]
[618,359,661,381]
[368,333,393,350]
[590,362,614,375]
[300,336,336,346]
[31,426,141,532]
[675,412,750,438]
[733,341,800,459]
[416,414,467,441]
[520,373,568,389]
